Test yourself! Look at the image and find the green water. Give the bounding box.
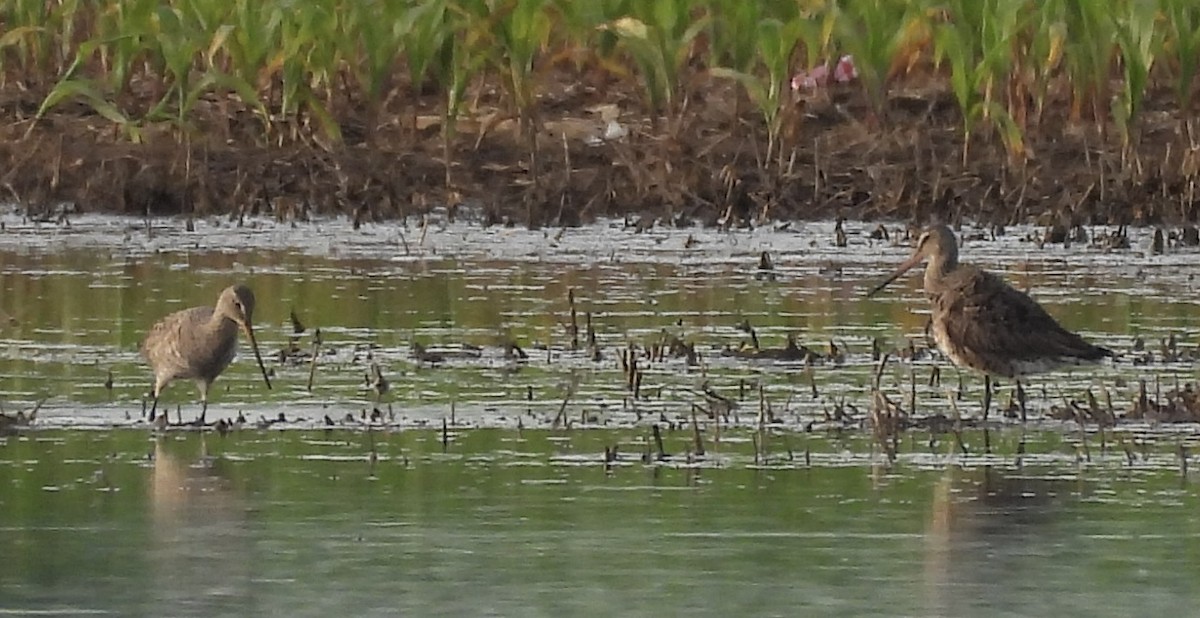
[0,216,1196,429]
[1,429,1198,617]
[1,216,1200,615]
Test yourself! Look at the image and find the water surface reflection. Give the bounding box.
[148,437,257,616]
[0,430,1195,616]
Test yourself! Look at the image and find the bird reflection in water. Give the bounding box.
[149,435,256,613]
[922,466,1078,617]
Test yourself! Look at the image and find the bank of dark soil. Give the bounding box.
[2,68,1197,228]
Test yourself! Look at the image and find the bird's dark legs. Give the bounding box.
[1016,380,1028,422]
[148,395,209,428]
[147,387,160,423]
[192,381,211,427]
[195,399,208,426]
[147,388,169,430]
[982,375,992,422]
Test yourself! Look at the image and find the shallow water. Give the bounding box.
[2,215,1200,615]
[1,429,1198,617]
[0,214,1195,429]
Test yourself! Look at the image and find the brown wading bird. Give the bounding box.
[867,224,1112,420]
[141,285,273,425]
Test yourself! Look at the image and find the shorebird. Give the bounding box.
[141,285,273,425]
[868,224,1112,419]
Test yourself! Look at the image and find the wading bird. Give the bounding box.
[141,285,273,425]
[868,224,1112,419]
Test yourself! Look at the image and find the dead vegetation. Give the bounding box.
[4,68,1200,229]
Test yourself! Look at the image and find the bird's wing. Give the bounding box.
[140,307,214,377]
[937,267,1109,365]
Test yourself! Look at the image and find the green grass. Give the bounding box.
[2,0,1198,164]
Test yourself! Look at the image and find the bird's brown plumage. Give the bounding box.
[869,225,1112,379]
[141,284,272,423]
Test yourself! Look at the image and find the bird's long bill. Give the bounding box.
[242,323,273,390]
[866,250,925,297]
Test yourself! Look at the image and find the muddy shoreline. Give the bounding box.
[2,74,1198,228]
